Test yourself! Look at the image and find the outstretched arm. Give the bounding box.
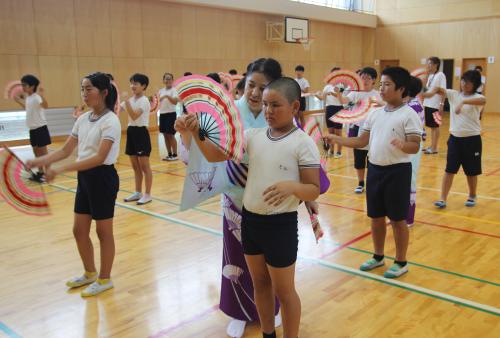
[325,129,370,149]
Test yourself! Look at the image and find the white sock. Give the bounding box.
[226,319,246,338]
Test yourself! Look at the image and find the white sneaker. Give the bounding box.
[66,273,97,288]
[124,192,142,202]
[275,311,282,328]
[383,263,408,278]
[137,195,152,205]
[81,280,114,297]
[354,185,364,194]
[334,152,342,159]
[169,155,178,161]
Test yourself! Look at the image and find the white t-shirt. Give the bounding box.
[158,87,178,114]
[71,111,121,165]
[242,127,320,215]
[423,72,447,109]
[446,89,483,137]
[363,104,422,166]
[295,78,310,92]
[25,93,47,130]
[121,95,150,127]
[322,84,342,106]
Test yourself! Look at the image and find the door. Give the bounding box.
[379,59,400,71]
[462,58,487,94]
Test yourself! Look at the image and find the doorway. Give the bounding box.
[462,58,487,94]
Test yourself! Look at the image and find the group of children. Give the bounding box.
[11,54,486,337]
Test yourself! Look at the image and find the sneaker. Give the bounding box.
[137,195,152,205]
[29,172,44,183]
[81,280,113,297]
[66,273,97,288]
[424,148,438,154]
[383,263,408,278]
[124,192,142,202]
[434,200,446,209]
[360,258,385,271]
[465,198,476,207]
[354,185,365,194]
[407,223,414,228]
[162,156,171,161]
[334,152,342,159]
[169,154,178,161]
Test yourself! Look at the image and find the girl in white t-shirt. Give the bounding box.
[421,56,447,154]
[27,72,121,297]
[13,74,51,182]
[158,72,180,161]
[177,77,320,338]
[433,70,486,209]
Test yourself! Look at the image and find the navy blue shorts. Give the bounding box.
[241,207,298,268]
[446,135,482,176]
[75,165,119,220]
[29,125,51,147]
[125,126,151,157]
[325,105,343,130]
[366,162,411,221]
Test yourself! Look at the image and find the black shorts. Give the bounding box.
[299,97,306,111]
[445,135,482,176]
[366,162,411,221]
[325,105,343,130]
[29,125,51,147]
[159,112,177,134]
[75,165,119,220]
[354,149,369,169]
[241,207,298,268]
[424,107,440,128]
[126,126,151,156]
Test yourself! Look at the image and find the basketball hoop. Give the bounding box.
[295,37,315,51]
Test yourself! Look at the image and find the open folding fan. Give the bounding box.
[218,72,234,92]
[411,67,429,84]
[174,75,244,163]
[433,111,442,125]
[306,203,324,243]
[0,147,50,216]
[323,69,365,93]
[330,97,376,124]
[149,93,159,115]
[302,117,331,193]
[4,81,23,100]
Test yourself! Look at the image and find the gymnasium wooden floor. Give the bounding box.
[1,114,499,338]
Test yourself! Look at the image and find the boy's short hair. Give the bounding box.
[130,73,149,89]
[407,76,423,98]
[183,72,192,76]
[228,69,238,75]
[206,72,221,84]
[381,67,411,97]
[475,66,483,72]
[428,56,441,70]
[461,70,482,92]
[21,74,40,91]
[265,77,301,104]
[163,72,173,80]
[360,67,378,80]
[295,65,305,72]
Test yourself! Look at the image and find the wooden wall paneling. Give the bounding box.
[393,25,416,63]
[77,57,114,79]
[195,7,225,60]
[0,55,40,110]
[375,27,396,60]
[38,56,80,108]
[141,0,175,59]
[342,26,363,65]
[32,0,77,56]
[74,0,112,57]
[171,58,199,79]
[169,5,197,59]
[330,24,346,63]
[143,58,173,95]
[309,22,330,63]
[362,28,376,64]
[110,0,143,58]
[438,21,463,59]
[415,23,440,59]
[0,0,37,55]
[461,19,492,58]
[221,11,243,61]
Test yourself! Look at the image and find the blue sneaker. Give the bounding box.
[465,198,476,207]
[360,258,385,271]
[434,200,446,209]
[383,263,408,278]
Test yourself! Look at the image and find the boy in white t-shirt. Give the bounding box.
[294,65,310,127]
[177,77,320,338]
[433,70,486,209]
[421,56,447,154]
[13,74,51,182]
[158,72,180,161]
[326,67,422,278]
[121,73,153,205]
[334,67,383,193]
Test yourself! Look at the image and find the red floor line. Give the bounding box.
[319,230,372,259]
[485,166,500,176]
[318,201,500,239]
[149,304,219,338]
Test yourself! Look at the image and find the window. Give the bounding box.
[289,0,374,13]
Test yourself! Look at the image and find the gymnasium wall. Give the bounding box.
[0,0,375,129]
[375,0,500,112]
